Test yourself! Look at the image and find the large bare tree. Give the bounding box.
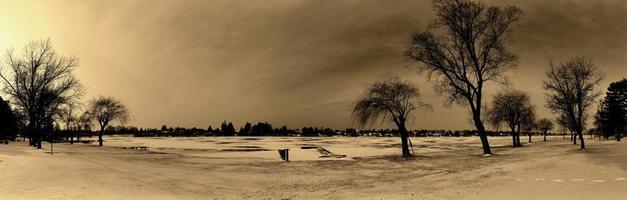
[0,39,82,148]
[405,0,523,154]
[487,89,535,147]
[353,77,430,157]
[88,96,129,146]
[544,57,603,149]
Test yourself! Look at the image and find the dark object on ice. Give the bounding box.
[130,146,148,150]
[300,145,346,158]
[301,145,346,158]
[278,149,289,161]
[221,148,270,152]
[315,146,346,158]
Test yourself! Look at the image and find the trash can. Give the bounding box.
[278,149,289,161]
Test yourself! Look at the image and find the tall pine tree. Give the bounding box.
[600,79,627,140]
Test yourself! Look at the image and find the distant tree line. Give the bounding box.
[95,121,557,138]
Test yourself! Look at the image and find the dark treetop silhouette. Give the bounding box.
[536,118,554,142]
[544,57,604,149]
[405,0,523,154]
[352,77,430,157]
[88,96,129,146]
[0,39,83,149]
[598,79,627,140]
[0,96,18,142]
[487,89,535,147]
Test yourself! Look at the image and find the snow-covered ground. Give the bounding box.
[1,136,626,199]
[103,136,486,161]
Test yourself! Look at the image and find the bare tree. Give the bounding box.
[56,105,79,144]
[556,113,573,140]
[536,118,554,142]
[76,111,92,142]
[353,77,430,157]
[405,0,523,154]
[523,118,536,143]
[486,89,535,147]
[544,57,603,149]
[88,96,129,146]
[0,39,82,148]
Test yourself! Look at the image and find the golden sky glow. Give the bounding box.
[0,0,625,130]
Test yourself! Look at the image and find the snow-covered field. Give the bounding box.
[1,136,626,199]
[103,136,490,161]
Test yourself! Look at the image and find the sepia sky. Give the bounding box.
[0,0,625,130]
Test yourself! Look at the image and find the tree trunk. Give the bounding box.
[570,132,574,142]
[35,128,42,149]
[35,121,42,149]
[27,123,35,147]
[510,127,517,147]
[578,127,585,149]
[467,93,492,155]
[51,133,54,155]
[400,131,410,157]
[397,120,411,158]
[473,113,492,154]
[528,133,532,143]
[515,125,521,147]
[577,98,585,149]
[578,131,585,149]
[543,130,547,142]
[37,136,42,149]
[515,133,521,147]
[98,127,105,146]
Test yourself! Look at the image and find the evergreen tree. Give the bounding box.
[0,97,18,141]
[600,79,627,140]
[301,127,316,137]
[278,125,289,136]
[251,122,273,136]
[346,128,358,137]
[226,122,235,136]
[241,122,252,136]
[220,121,228,136]
[207,126,213,136]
